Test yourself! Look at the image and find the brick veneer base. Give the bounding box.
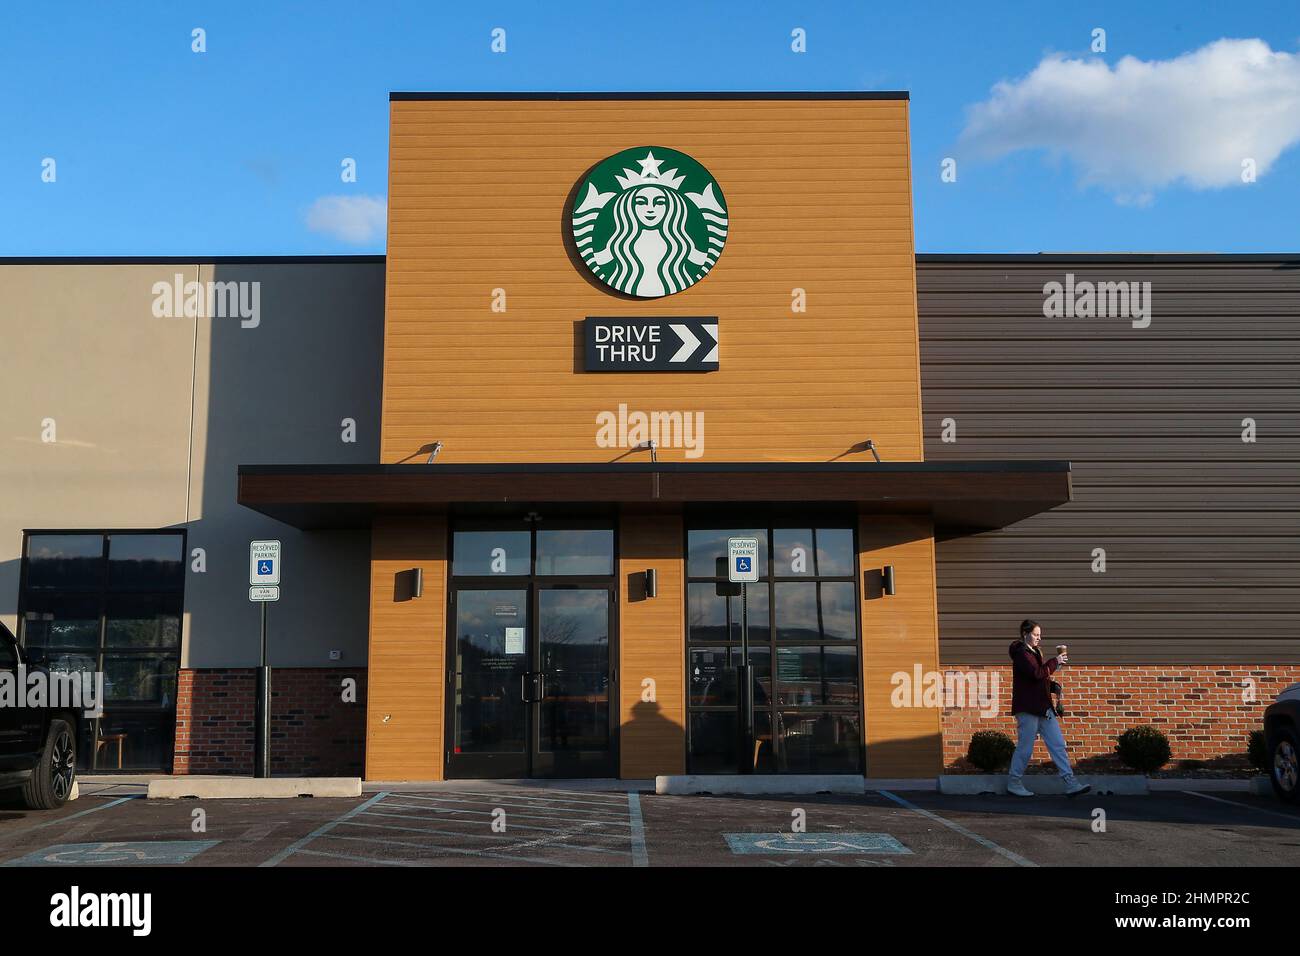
[942,664,1299,773]
[174,668,366,776]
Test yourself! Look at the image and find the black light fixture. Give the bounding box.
[882,565,896,596]
[644,568,658,598]
[396,567,423,601]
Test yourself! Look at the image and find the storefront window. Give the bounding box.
[535,529,613,576]
[452,530,531,576]
[18,531,185,772]
[685,518,862,774]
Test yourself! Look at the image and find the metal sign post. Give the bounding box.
[727,537,760,773]
[249,540,281,779]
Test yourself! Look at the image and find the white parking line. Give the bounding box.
[21,795,139,832]
[259,790,390,868]
[388,792,631,816]
[339,819,629,855]
[1184,790,1300,825]
[876,790,1038,868]
[628,792,648,867]
[372,802,633,826]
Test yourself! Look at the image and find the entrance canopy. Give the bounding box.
[236,461,1071,532]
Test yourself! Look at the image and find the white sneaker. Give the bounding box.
[1064,781,1091,797]
[1006,780,1034,797]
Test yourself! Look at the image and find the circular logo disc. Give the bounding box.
[571,146,728,298]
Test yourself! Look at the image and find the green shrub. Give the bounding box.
[967,730,1016,772]
[1248,729,1269,770]
[1116,725,1172,773]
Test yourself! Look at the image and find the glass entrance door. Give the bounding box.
[446,585,615,779]
[533,586,615,777]
[448,589,530,778]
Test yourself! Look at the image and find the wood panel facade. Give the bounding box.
[365,515,448,780]
[382,95,923,466]
[918,257,1300,665]
[366,93,943,779]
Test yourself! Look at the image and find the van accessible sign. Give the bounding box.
[585,317,718,372]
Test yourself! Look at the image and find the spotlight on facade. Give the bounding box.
[865,439,881,463]
[425,441,443,464]
[882,564,896,596]
[640,439,658,463]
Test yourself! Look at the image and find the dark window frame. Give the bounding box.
[683,516,865,774]
[16,529,186,773]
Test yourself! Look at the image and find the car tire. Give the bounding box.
[21,719,77,811]
[1269,725,1299,805]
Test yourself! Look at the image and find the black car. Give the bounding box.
[0,621,80,809]
[1264,682,1300,805]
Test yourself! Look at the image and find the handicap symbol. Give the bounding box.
[258,560,273,575]
[45,843,152,864]
[752,836,877,854]
[736,557,751,572]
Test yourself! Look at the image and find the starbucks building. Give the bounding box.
[5,92,1293,781]
[240,91,1069,781]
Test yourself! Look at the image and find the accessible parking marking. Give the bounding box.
[725,832,911,855]
[3,840,220,867]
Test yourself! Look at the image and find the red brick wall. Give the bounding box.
[174,668,366,776]
[941,664,1300,773]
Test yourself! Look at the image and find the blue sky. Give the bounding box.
[1,1,1297,255]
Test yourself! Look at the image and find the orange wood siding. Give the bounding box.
[859,514,943,777]
[382,98,922,465]
[618,511,686,778]
[365,516,448,780]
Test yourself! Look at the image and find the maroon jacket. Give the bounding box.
[1009,640,1060,717]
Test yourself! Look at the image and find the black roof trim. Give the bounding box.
[238,460,1070,477]
[917,253,1300,264]
[390,90,909,101]
[0,256,385,265]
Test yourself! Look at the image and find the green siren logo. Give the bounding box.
[572,146,728,297]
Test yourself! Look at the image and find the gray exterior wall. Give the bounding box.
[0,259,384,668]
[918,255,1300,665]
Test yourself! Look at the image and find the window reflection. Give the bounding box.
[535,530,613,575]
[686,519,861,775]
[452,531,531,576]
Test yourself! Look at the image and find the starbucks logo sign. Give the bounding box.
[571,146,728,298]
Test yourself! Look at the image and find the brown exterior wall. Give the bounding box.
[365,516,448,780]
[618,511,686,778]
[382,96,922,466]
[859,514,943,777]
[918,258,1300,665]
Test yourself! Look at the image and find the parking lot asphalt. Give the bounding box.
[0,784,1296,867]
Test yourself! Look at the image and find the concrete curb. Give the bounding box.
[656,774,866,795]
[939,774,1149,795]
[147,776,362,800]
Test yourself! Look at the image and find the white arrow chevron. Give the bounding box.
[701,324,718,363]
[669,324,700,363]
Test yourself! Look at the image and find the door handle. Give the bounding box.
[537,672,547,701]
[520,674,529,702]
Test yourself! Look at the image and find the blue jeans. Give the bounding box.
[1009,711,1077,784]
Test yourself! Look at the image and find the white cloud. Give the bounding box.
[960,39,1300,203]
[304,194,387,244]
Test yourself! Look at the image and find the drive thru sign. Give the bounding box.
[727,537,759,584]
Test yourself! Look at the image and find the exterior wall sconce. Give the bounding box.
[882,565,896,596]
[644,568,658,598]
[396,567,423,601]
